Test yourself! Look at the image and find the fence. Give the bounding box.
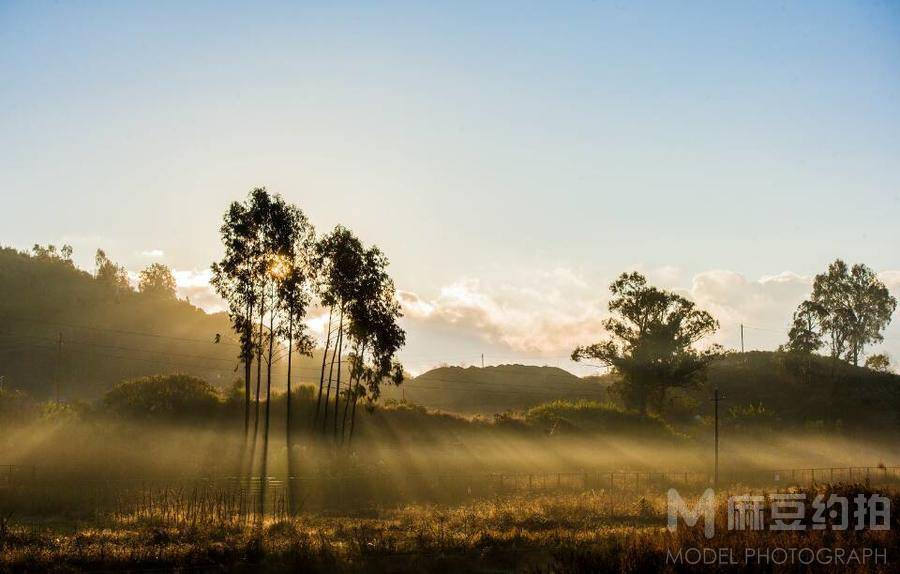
[0,464,897,518]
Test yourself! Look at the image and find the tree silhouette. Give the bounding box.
[864,353,891,373]
[94,249,130,291]
[571,272,720,414]
[788,260,896,365]
[138,263,177,300]
[785,300,824,354]
[312,226,365,437]
[212,190,265,437]
[340,246,406,444]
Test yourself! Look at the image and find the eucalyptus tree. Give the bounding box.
[212,189,268,436]
[267,200,316,435]
[340,246,406,443]
[311,226,365,434]
[345,305,405,445]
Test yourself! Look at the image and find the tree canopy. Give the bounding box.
[138,263,177,300]
[571,272,720,414]
[787,260,896,365]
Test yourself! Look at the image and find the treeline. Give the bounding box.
[0,245,238,398]
[0,373,678,442]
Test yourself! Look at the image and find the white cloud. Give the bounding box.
[399,269,608,355]
[399,267,900,361]
[686,270,811,350]
[879,270,900,293]
[172,268,225,313]
[139,249,165,259]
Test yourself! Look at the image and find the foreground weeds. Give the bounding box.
[0,484,896,572]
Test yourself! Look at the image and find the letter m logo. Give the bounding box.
[667,488,716,539]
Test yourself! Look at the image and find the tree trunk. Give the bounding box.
[286,310,293,436]
[342,346,364,443]
[321,308,342,433]
[332,310,345,440]
[265,304,275,434]
[254,289,266,438]
[260,301,276,518]
[314,307,333,426]
[348,372,363,446]
[244,300,254,438]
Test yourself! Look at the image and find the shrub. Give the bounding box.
[524,400,675,437]
[103,374,221,422]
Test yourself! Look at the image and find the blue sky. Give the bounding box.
[1,1,899,372]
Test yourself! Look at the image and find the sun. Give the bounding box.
[268,254,292,279]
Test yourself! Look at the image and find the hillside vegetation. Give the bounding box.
[0,247,332,398]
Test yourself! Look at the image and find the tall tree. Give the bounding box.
[571,272,720,414]
[340,246,406,443]
[311,226,365,436]
[266,199,316,436]
[787,260,896,365]
[212,190,267,437]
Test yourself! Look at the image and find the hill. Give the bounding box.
[381,364,610,414]
[695,351,900,430]
[384,352,899,430]
[0,246,328,399]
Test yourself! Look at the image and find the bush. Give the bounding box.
[726,402,776,432]
[103,374,222,422]
[524,400,675,437]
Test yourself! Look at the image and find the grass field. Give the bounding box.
[1,481,896,573]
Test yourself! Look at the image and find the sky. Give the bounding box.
[2,1,899,374]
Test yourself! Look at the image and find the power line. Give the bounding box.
[4,316,242,347]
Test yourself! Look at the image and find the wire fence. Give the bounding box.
[1,464,898,521]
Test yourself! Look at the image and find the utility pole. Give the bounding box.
[711,388,726,487]
[740,324,744,353]
[55,332,62,403]
[481,353,484,369]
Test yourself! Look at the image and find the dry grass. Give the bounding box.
[0,483,896,572]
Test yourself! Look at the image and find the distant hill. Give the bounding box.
[0,247,325,399]
[692,351,900,430]
[382,364,610,414]
[381,352,899,430]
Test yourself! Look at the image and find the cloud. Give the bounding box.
[398,267,900,359]
[686,270,812,349]
[688,269,810,328]
[399,268,608,355]
[878,270,900,293]
[172,269,225,313]
[139,249,165,259]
